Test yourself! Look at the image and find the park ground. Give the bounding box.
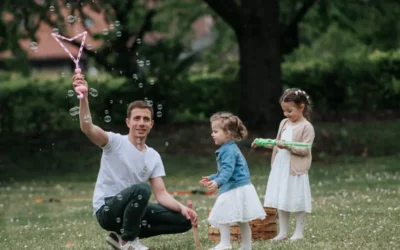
[0,120,399,250]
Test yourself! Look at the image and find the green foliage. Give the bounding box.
[0,74,127,133]
[0,70,239,132]
[282,25,400,111]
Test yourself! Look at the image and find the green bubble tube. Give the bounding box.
[254,138,312,148]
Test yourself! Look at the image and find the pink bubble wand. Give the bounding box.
[51,31,88,99]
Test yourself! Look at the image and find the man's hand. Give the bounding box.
[207,181,218,192]
[179,204,198,227]
[72,74,88,98]
[199,176,210,187]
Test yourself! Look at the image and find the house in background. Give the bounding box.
[0,3,216,76]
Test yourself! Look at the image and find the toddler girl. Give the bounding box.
[200,112,266,250]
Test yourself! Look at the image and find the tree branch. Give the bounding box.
[202,0,242,32]
[130,8,156,50]
[282,0,319,39]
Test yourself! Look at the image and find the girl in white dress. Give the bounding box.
[252,88,315,241]
[200,112,266,250]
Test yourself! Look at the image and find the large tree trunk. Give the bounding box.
[237,1,282,128]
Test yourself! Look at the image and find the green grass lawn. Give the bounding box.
[1,152,399,250]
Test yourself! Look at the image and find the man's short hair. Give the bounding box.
[127,101,154,119]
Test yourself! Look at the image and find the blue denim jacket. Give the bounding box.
[209,141,251,194]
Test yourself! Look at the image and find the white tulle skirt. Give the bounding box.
[208,184,266,228]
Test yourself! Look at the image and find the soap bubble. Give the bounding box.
[104,115,111,123]
[89,88,98,97]
[67,15,75,23]
[29,42,38,51]
[69,107,80,116]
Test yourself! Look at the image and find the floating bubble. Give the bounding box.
[119,100,123,104]
[67,90,74,97]
[138,83,143,88]
[49,6,55,11]
[103,28,109,35]
[142,220,147,226]
[89,88,98,97]
[132,74,138,80]
[138,195,142,200]
[104,110,109,115]
[86,44,93,50]
[110,100,113,104]
[116,217,121,223]
[29,42,38,51]
[104,206,110,212]
[67,15,75,23]
[148,224,151,228]
[83,115,91,123]
[120,229,124,234]
[117,194,123,200]
[116,31,122,37]
[104,115,111,123]
[145,60,151,66]
[109,24,115,30]
[156,111,162,118]
[165,142,169,146]
[157,104,163,110]
[149,79,155,85]
[136,38,142,44]
[69,107,80,116]
[115,20,120,26]
[138,61,144,67]
[66,3,70,8]
[147,100,153,106]
[61,72,66,77]
[134,203,138,208]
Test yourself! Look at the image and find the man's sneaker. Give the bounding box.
[106,231,122,250]
[120,238,149,250]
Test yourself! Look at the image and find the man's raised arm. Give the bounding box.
[73,74,108,148]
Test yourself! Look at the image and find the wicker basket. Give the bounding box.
[208,207,278,242]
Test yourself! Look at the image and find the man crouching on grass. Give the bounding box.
[72,74,198,250]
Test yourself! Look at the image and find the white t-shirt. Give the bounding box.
[92,132,166,213]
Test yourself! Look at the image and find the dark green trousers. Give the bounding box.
[95,182,192,241]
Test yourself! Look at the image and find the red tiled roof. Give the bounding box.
[1,4,214,61]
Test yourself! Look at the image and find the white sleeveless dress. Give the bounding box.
[264,124,312,213]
